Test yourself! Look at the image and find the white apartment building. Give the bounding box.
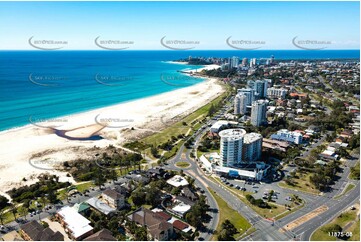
[219,129,246,167]
[251,100,267,127]
[243,133,263,162]
[267,87,287,99]
[234,93,247,115]
[248,80,268,99]
[270,129,303,144]
[237,88,255,106]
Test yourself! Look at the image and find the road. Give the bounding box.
[165,105,359,241]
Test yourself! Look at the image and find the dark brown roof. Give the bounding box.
[103,189,123,200]
[21,221,64,241]
[182,187,197,200]
[173,220,189,230]
[130,208,173,238]
[83,229,116,241]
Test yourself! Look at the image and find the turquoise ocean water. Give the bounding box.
[0,50,359,131]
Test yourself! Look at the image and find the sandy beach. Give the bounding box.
[0,64,222,197]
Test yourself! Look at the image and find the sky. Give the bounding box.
[0,1,359,50]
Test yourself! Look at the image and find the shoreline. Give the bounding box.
[0,63,220,135]
[0,64,223,194]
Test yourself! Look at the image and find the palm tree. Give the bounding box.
[10,204,17,221]
[18,206,28,220]
[40,196,48,209]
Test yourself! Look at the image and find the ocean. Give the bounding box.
[0,50,359,131]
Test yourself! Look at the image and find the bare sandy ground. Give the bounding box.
[0,66,222,197]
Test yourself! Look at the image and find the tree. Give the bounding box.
[39,196,48,209]
[325,224,342,234]
[338,147,348,158]
[0,195,9,210]
[10,204,17,221]
[18,206,28,220]
[217,220,237,241]
[134,226,148,241]
[0,209,6,225]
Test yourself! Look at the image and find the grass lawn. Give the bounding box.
[141,91,228,147]
[334,183,356,200]
[209,189,251,240]
[279,172,320,195]
[349,220,360,241]
[349,161,360,180]
[311,208,359,241]
[175,161,190,168]
[274,200,305,220]
[57,181,94,200]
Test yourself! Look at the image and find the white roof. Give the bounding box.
[244,133,262,144]
[214,166,256,178]
[211,120,229,130]
[172,204,191,214]
[322,150,335,156]
[57,206,93,239]
[200,155,212,168]
[167,175,189,187]
[86,197,116,215]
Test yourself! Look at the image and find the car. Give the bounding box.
[0,225,8,232]
[225,182,229,185]
[229,184,234,187]
[254,190,258,193]
[235,185,240,189]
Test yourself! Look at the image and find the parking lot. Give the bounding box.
[220,177,293,205]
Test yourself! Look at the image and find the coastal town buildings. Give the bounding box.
[270,129,303,144]
[219,129,246,167]
[251,100,267,126]
[234,93,247,115]
[243,133,263,162]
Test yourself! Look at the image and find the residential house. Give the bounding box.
[83,229,116,241]
[56,206,93,240]
[128,208,174,241]
[20,220,64,241]
[181,187,198,201]
[102,189,125,209]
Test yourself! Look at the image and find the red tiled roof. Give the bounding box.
[155,211,172,221]
[173,220,188,230]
